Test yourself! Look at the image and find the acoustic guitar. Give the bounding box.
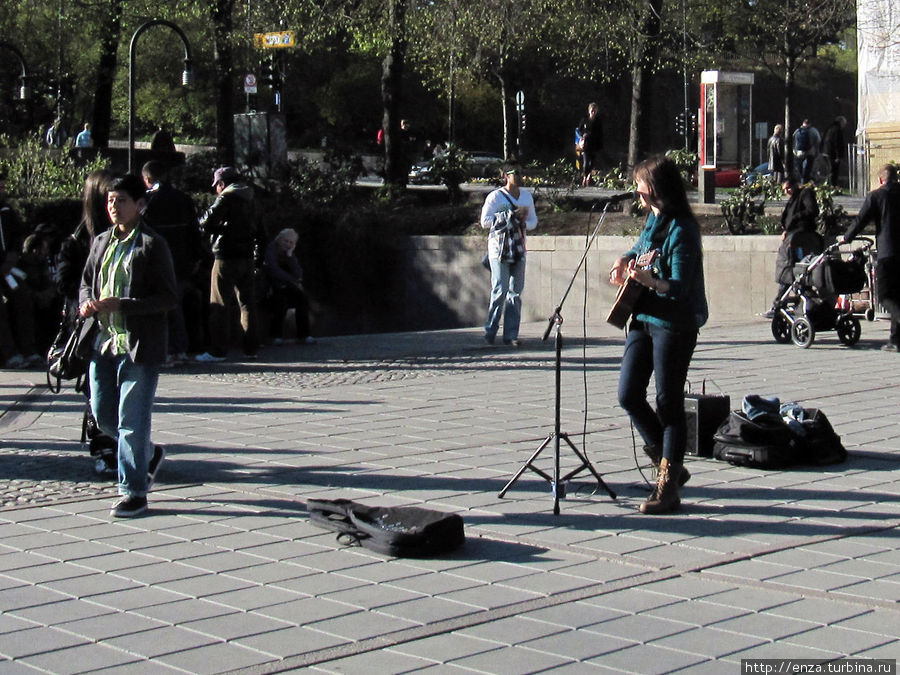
[606,250,659,329]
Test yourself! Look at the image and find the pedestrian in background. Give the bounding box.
[141,160,202,366]
[840,164,900,352]
[822,116,847,188]
[792,119,821,183]
[480,163,538,347]
[577,102,603,187]
[767,124,785,184]
[196,167,261,362]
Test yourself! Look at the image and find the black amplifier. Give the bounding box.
[684,394,731,457]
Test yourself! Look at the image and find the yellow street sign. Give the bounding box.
[254,31,296,49]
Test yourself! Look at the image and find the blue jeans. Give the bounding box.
[89,352,160,498]
[485,256,525,341]
[617,321,697,464]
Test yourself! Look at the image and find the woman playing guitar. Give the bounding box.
[607,156,708,514]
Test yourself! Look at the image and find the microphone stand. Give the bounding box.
[498,202,618,514]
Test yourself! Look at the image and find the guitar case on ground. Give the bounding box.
[308,499,465,558]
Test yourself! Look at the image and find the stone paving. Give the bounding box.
[0,318,897,674]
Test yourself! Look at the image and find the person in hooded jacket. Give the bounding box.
[196,167,263,362]
[840,164,900,352]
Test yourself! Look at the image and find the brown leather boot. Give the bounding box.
[640,458,681,514]
[642,446,691,487]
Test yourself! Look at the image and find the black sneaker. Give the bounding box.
[111,496,148,518]
[147,445,165,489]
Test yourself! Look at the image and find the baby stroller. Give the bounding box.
[771,237,874,348]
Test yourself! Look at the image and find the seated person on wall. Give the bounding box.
[262,228,315,345]
[18,232,61,350]
[769,179,822,314]
[0,173,42,368]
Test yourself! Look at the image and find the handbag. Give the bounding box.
[46,314,98,393]
[495,189,526,264]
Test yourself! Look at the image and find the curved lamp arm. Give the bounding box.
[0,41,30,99]
[129,19,194,172]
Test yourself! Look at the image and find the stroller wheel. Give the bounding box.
[790,317,815,348]
[771,314,791,344]
[837,314,861,346]
[865,307,876,322]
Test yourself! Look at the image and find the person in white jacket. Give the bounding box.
[480,163,538,346]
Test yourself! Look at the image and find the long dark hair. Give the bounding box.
[80,169,113,238]
[633,156,693,218]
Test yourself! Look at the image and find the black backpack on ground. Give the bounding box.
[712,407,846,469]
[308,498,465,558]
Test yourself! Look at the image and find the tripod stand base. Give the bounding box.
[498,431,616,514]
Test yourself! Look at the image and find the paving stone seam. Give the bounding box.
[217,568,683,675]
[699,568,900,614]
[206,511,900,674]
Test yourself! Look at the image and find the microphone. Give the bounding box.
[592,191,635,208]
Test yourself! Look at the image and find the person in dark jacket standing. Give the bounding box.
[79,174,177,517]
[767,124,785,184]
[840,164,900,351]
[141,160,202,365]
[767,179,823,315]
[577,102,603,187]
[196,167,261,362]
[822,116,847,188]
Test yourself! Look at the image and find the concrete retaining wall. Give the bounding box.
[399,235,782,329]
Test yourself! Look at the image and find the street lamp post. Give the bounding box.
[0,41,31,101]
[128,19,193,173]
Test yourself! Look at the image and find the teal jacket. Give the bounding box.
[623,211,708,331]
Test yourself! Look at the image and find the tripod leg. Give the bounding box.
[498,434,554,498]
[559,434,617,500]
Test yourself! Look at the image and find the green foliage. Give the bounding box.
[525,158,578,212]
[720,172,781,234]
[0,133,108,201]
[593,165,632,191]
[665,148,699,186]
[430,144,470,185]
[174,149,219,195]
[812,182,849,236]
[287,147,364,208]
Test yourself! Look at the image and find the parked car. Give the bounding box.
[466,151,503,178]
[408,150,504,184]
[742,163,774,185]
[408,161,435,184]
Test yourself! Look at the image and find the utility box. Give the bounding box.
[234,112,287,177]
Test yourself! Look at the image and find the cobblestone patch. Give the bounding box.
[0,448,115,509]
[188,354,539,389]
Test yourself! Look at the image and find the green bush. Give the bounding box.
[287,148,363,208]
[665,148,699,186]
[0,133,108,201]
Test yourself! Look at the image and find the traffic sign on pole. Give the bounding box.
[254,31,295,49]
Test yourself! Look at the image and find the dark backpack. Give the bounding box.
[308,499,465,558]
[713,410,798,469]
[712,407,846,469]
[795,126,811,152]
